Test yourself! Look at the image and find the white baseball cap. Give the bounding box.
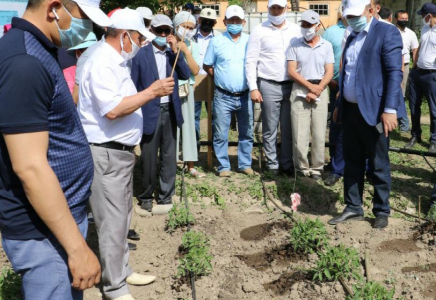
[225,5,245,20]
[110,8,155,40]
[200,8,217,20]
[342,0,370,17]
[151,14,174,28]
[73,0,112,27]
[136,7,153,20]
[268,0,287,8]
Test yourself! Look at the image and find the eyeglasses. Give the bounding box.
[152,26,172,35]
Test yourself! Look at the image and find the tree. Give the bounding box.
[101,0,161,13]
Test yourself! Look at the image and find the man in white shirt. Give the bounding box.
[246,0,301,176]
[78,9,174,300]
[395,9,419,132]
[194,8,221,146]
[406,3,436,152]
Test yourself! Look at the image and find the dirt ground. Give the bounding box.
[2,114,436,300]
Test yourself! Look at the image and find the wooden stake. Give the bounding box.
[206,77,213,170]
[419,196,422,222]
[364,249,371,282]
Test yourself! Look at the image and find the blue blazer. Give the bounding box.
[338,18,406,126]
[131,43,191,135]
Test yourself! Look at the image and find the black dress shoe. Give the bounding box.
[373,215,388,229]
[128,242,137,251]
[324,174,341,186]
[280,168,295,178]
[128,229,140,241]
[429,144,436,153]
[311,174,322,181]
[404,136,421,149]
[328,211,364,225]
[141,200,153,212]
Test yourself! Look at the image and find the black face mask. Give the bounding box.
[397,20,408,29]
[200,20,214,33]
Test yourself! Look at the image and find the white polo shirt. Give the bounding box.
[246,20,302,91]
[398,26,419,64]
[418,24,436,70]
[78,42,143,146]
[287,36,335,80]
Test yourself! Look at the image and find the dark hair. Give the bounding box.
[27,0,73,11]
[395,10,408,19]
[92,22,106,40]
[379,7,392,20]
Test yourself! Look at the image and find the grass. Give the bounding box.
[0,267,21,300]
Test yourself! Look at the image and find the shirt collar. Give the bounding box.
[11,17,57,54]
[266,20,289,30]
[102,42,125,65]
[152,44,167,55]
[338,20,346,29]
[363,16,374,33]
[224,31,243,43]
[198,30,214,38]
[302,36,324,48]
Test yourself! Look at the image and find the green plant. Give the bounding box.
[177,231,213,279]
[289,218,329,253]
[214,193,226,209]
[248,179,263,200]
[427,204,436,221]
[166,203,195,232]
[312,244,360,282]
[0,267,22,300]
[347,281,395,300]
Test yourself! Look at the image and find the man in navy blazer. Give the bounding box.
[131,15,191,215]
[329,0,403,229]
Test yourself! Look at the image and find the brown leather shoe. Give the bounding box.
[239,168,255,175]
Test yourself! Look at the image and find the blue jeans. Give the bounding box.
[2,216,88,300]
[328,85,344,177]
[213,88,253,172]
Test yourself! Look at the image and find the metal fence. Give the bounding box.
[243,12,303,34]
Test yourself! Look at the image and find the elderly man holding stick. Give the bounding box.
[78,8,175,300]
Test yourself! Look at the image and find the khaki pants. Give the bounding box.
[290,82,328,176]
[402,64,410,97]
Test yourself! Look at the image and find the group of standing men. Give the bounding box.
[0,0,436,299]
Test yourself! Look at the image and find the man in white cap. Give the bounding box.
[194,8,221,147]
[0,0,111,298]
[287,10,334,181]
[246,0,300,177]
[136,7,155,46]
[78,8,175,300]
[329,0,403,229]
[204,5,254,177]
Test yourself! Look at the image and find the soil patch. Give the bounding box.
[263,272,310,296]
[414,222,436,246]
[236,244,307,271]
[423,281,436,300]
[402,263,436,274]
[378,239,421,253]
[240,221,292,241]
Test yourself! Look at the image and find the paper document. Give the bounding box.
[296,92,321,102]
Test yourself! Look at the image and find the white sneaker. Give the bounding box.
[152,204,173,215]
[110,294,135,300]
[126,272,156,286]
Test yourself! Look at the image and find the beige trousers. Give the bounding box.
[290,82,328,176]
[402,64,410,97]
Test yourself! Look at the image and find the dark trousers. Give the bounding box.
[409,68,436,143]
[328,85,344,177]
[343,101,391,216]
[139,103,177,205]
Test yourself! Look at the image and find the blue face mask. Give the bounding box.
[52,4,92,49]
[347,15,368,33]
[153,36,167,47]
[227,24,243,34]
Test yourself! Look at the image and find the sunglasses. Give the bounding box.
[152,27,172,35]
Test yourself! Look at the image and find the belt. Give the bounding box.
[216,86,248,97]
[308,79,322,84]
[259,78,293,85]
[90,142,135,152]
[418,68,436,74]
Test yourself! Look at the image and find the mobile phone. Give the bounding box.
[376,122,384,134]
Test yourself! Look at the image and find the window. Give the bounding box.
[309,4,329,16]
[195,4,220,17]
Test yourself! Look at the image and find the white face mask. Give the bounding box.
[423,13,431,26]
[268,10,287,25]
[177,26,195,40]
[301,24,318,41]
[120,32,140,61]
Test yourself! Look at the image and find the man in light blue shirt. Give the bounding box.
[203,5,253,177]
[323,12,347,186]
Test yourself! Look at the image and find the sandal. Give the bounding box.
[189,168,206,178]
